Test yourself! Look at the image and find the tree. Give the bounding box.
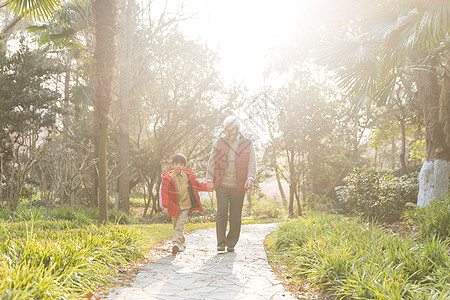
[129,28,224,216]
[27,1,94,205]
[329,0,449,206]
[117,0,135,213]
[0,45,61,217]
[93,0,118,224]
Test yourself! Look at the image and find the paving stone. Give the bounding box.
[104,223,296,299]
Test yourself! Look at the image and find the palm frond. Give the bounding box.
[5,0,61,21]
[382,7,419,68]
[325,34,379,67]
[364,6,398,40]
[416,1,450,49]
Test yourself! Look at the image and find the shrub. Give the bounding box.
[49,205,76,221]
[108,208,134,224]
[188,207,216,223]
[245,197,285,219]
[335,168,419,223]
[405,195,450,240]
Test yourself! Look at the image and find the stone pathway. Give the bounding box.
[105,223,296,300]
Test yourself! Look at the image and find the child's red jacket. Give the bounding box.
[159,169,206,218]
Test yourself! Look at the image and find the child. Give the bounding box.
[159,153,208,254]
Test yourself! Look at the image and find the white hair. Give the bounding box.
[223,116,240,130]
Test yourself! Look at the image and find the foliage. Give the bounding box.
[4,0,61,22]
[405,195,450,240]
[0,44,61,150]
[0,221,146,298]
[188,207,216,223]
[0,204,138,226]
[244,197,286,219]
[0,43,63,215]
[0,213,217,298]
[267,213,450,299]
[336,168,419,223]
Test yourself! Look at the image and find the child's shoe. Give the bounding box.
[178,244,186,252]
[172,243,180,254]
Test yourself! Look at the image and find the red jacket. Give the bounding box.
[159,169,206,217]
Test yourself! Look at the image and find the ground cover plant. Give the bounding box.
[0,220,146,299]
[0,207,217,299]
[405,196,450,240]
[266,213,450,299]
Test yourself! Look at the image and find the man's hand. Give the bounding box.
[244,178,254,190]
[207,181,214,192]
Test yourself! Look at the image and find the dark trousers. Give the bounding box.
[216,187,245,248]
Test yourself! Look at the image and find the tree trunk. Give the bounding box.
[275,166,287,208]
[94,0,118,224]
[63,59,71,205]
[418,160,449,206]
[287,149,295,217]
[288,181,294,217]
[97,124,108,224]
[399,116,407,174]
[0,16,21,42]
[294,179,302,217]
[143,178,153,217]
[246,190,252,216]
[118,0,134,213]
[92,123,99,208]
[0,155,3,207]
[415,54,450,206]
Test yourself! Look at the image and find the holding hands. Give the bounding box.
[206,181,214,192]
[244,178,253,190]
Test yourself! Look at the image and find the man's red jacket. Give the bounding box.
[159,169,206,217]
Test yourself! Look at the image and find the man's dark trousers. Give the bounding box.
[216,187,245,248]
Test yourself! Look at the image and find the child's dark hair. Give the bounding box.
[172,153,187,165]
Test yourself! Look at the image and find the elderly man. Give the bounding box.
[206,116,257,252]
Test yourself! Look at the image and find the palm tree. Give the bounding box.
[118,0,135,214]
[330,0,449,206]
[93,0,118,224]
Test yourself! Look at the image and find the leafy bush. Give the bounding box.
[108,208,134,224]
[188,207,216,223]
[244,197,285,219]
[336,168,419,223]
[405,195,450,240]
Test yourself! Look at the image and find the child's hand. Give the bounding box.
[207,181,214,192]
[162,207,168,214]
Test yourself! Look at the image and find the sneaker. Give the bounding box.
[227,247,234,252]
[217,244,226,251]
[178,244,186,252]
[172,244,179,254]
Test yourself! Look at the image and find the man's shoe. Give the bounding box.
[227,247,234,252]
[217,244,226,251]
[172,244,179,254]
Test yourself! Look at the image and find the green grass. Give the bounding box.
[266,213,450,299]
[405,195,450,240]
[0,201,284,298]
[0,221,146,299]
[0,220,218,299]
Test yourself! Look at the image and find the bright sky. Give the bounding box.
[153,0,310,90]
